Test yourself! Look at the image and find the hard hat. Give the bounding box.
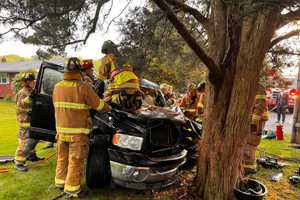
[21,72,35,81]
[101,40,118,54]
[160,83,168,90]
[188,83,196,91]
[197,81,206,91]
[81,59,94,70]
[64,57,81,72]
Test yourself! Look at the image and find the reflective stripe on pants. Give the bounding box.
[56,127,90,134]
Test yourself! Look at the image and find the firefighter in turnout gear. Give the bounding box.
[15,72,44,172]
[196,81,207,123]
[53,57,110,198]
[80,59,105,97]
[179,84,201,120]
[160,83,176,107]
[80,59,95,86]
[99,40,142,111]
[243,83,269,174]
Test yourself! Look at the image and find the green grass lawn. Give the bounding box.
[253,134,300,200]
[1,100,300,199]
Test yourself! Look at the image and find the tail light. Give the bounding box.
[290,89,298,97]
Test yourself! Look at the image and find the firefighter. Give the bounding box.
[99,40,142,111]
[276,91,288,123]
[243,83,269,174]
[80,59,95,86]
[81,59,105,97]
[179,84,201,120]
[53,57,110,198]
[196,81,206,123]
[160,83,176,107]
[15,72,44,172]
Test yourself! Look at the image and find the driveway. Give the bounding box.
[264,111,293,133]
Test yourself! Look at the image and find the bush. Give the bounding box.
[3,95,13,102]
[12,71,36,95]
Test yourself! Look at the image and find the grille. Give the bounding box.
[150,124,177,146]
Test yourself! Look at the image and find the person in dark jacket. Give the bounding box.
[276,91,288,123]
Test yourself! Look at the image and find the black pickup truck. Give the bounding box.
[29,61,201,189]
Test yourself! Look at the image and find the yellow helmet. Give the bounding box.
[188,83,196,91]
[160,83,169,91]
[21,72,35,81]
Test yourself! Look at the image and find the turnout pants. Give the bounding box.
[243,122,265,172]
[15,127,39,165]
[55,134,89,194]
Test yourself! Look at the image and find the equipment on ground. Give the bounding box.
[289,165,300,185]
[0,168,9,173]
[0,156,14,163]
[257,156,288,169]
[271,173,283,182]
[234,179,267,200]
[262,130,276,139]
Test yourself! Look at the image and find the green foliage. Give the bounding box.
[118,6,208,91]
[12,73,24,95]
[0,0,102,54]
[12,71,37,95]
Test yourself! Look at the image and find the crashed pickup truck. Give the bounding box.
[29,61,201,189]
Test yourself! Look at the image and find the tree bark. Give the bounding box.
[193,7,280,200]
[291,66,300,144]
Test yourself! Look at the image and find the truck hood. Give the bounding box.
[136,106,186,122]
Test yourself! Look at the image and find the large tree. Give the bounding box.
[149,1,300,199]
[1,0,300,199]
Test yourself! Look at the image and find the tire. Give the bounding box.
[180,145,197,170]
[86,135,111,188]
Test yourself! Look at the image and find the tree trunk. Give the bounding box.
[291,65,300,144]
[193,6,280,199]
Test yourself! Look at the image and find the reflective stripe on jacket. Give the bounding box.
[53,72,105,135]
[99,54,139,91]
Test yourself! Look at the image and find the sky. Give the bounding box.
[0,0,144,59]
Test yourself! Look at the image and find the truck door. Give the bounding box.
[29,62,63,142]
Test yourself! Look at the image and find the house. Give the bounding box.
[0,59,64,98]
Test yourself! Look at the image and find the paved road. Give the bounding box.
[264,111,293,133]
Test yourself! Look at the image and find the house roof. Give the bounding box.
[0,59,64,73]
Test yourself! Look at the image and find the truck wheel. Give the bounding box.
[86,135,111,188]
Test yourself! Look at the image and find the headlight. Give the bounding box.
[112,133,143,151]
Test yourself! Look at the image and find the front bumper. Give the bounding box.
[109,149,187,190]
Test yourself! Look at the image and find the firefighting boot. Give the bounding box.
[15,164,28,172]
[65,190,89,199]
[26,153,45,162]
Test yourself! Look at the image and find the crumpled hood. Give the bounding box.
[135,106,186,122]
